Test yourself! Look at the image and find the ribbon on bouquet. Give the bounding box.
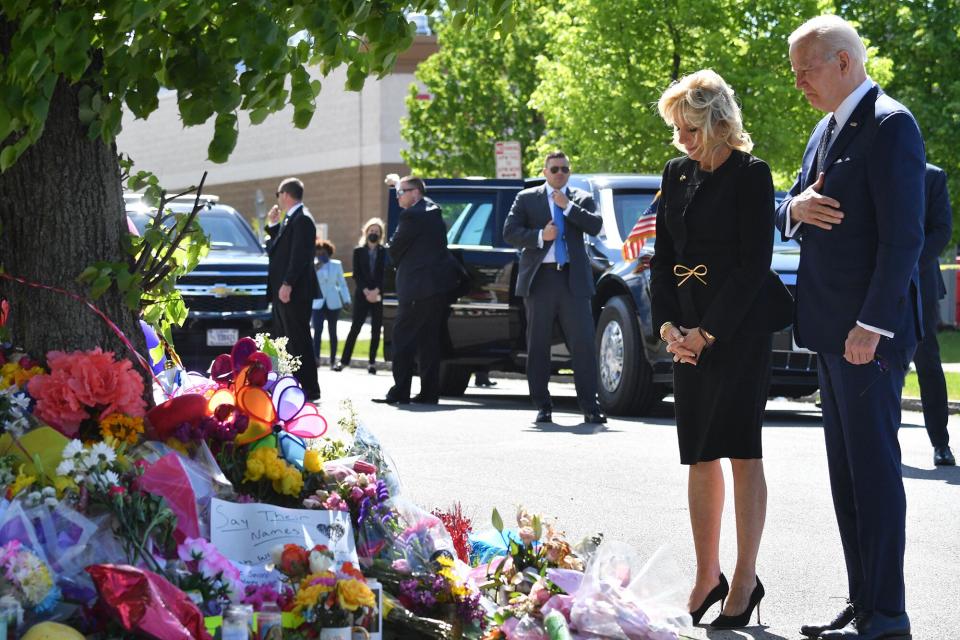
[0,271,170,398]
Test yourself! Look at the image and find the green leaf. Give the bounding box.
[208,112,238,163]
[491,508,503,532]
[90,274,112,299]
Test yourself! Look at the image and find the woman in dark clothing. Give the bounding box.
[337,217,386,374]
[650,70,792,630]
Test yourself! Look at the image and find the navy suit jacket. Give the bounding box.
[775,85,926,360]
[503,185,603,298]
[920,163,952,303]
[266,204,319,303]
[388,197,458,302]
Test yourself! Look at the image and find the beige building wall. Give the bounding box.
[117,36,438,272]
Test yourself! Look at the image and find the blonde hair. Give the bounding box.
[358,216,385,247]
[788,15,867,67]
[657,69,753,165]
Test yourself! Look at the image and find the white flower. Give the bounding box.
[43,497,59,508]
[309,549,334,574]
[87,442,116,466]
[56,459,76,477]
[90,470,120,491]
[9,392,29,411]
[62,439,85,461]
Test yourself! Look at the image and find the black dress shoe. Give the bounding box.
[689,573,728,625]
[332,363,343,372]
[710,576,764,629]
[368,364,377,374]
[372,395,408,405]
[818,611,911,639]
[411,395,439,405]
[934,445,956,466]
[535,408,553,423]
[801,603,856,638]
[584,411,607,424]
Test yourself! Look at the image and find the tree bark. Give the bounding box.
[0,75,147,377]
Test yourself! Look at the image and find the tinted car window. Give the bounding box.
[129,209,262,253]
[430,193,497,247]
[612,189,656,239]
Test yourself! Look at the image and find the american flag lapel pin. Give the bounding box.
[849,121,858,127]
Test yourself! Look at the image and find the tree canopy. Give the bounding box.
[0,1,511,365]
[403,0,958,224]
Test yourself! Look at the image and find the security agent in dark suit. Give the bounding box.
[777,16,924,640]
[915,164,954,466]
[374,176,458,405]
[503,151,606,425]
[265,177,321,401]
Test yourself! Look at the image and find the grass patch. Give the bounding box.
[936,329,960,363]
[314,338,379,364]
[903,370,960,401]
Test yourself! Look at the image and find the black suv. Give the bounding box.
[381,177,818,415]
[126,194,271,370]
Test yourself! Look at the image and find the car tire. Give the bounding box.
[438,362,472,397]
[595,295,659,416]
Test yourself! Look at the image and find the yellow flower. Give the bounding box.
[53,475,77,497]
[303,450,322,474]
[165,438,190,456]
[0,362,19,389]
[100,413,145,447]
[292,578,334,615]
[10,465,36,496]
[337,578,375,611]
[273,467,303,496]
[14,365,45,387]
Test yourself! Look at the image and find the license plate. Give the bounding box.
[207,328,239,346]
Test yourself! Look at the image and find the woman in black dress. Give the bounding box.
[650,70,792,629]
[337,217,386,374]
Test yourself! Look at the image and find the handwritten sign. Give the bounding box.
[495,140,523,179]
[210,498,358,576]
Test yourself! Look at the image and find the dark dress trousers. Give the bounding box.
[266,204,320,397]
[387,197,458,401]
[341,245,386,366]
[651,151,792,464]
[503,185,603,414]
[914,164,952,448]
[775,84,925,617]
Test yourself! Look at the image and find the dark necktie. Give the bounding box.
[814,115,837,177]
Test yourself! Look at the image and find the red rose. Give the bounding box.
[279,544,310,579]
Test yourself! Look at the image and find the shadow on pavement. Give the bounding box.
[703,626,792,640]
[524,422,622,435]
[902,463,960,485]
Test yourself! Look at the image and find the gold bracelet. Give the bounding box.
[659,322,675,341]
[698,327,716,344]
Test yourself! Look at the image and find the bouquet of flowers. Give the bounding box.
[0,540,60,616]
[397,553,486,633]
[173,537,242,615]
[273,544,377,634]
[56,440,177,571]
[27,348,146,440]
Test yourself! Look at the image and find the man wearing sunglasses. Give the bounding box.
[374,176,458,405]
[504,151,606,424]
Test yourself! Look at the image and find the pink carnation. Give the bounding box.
[28,348,145,437]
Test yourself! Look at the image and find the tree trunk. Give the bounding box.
[0,76,147,378]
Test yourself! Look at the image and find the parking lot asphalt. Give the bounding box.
[313,366,960,640]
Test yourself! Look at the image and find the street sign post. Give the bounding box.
[495,141,523,179]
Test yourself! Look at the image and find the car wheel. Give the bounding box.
[438,362,472,397]
[595,295,658,416]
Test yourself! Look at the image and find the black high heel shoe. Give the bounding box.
[689,573,729,625]
[709,576,765,629]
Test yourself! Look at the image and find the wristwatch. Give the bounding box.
[659,322,675,342]
[699,327,716,344]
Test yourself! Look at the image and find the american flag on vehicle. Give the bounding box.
[621,190,660,261]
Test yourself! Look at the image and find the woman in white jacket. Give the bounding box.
[311,239,352,368]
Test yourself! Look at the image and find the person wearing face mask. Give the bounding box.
[311,239,351,370]
[338,218,388,374]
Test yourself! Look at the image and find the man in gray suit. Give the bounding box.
[504,151,605,424]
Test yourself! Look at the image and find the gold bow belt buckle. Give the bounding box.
[673,263,708,287]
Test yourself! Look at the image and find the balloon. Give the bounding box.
[146,394,209,440]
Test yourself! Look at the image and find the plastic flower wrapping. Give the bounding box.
[0,540,60,615]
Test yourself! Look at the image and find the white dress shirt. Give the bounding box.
[537,185,573,263]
